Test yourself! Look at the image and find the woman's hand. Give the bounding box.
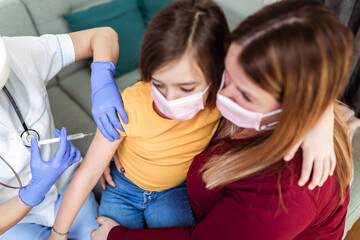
[283,105,335,190]
[100,153,123,190]
[91,216,120,240]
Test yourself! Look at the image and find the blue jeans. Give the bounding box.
[1,185,99,240]
[99,163,195,229]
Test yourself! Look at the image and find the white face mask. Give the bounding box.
[151,82,210,121]
[216,72,281,131]
[0,37,10,89]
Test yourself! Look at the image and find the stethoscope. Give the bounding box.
[2,86,40,146]
[0,86,40,189]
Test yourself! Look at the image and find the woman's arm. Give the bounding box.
[0,196,32,235]
[93,190,316,240]
[49,129,122,239]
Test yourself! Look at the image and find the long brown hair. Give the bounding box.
[139,0,230,107]
[202,0,354,204]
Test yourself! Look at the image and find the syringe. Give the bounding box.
[37,132,94,146]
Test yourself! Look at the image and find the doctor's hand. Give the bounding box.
[91,61,128,142]
[91,216,120,240]
[19,127,81,207]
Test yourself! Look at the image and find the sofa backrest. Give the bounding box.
[0,0,37,36]
[213,0,263,30]
[19,0,109,35]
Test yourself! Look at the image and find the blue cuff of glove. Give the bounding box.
[18,185,46,207]
[90,61,117,96]
[91,61,116,77]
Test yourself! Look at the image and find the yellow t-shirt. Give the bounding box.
[117,81,221,191]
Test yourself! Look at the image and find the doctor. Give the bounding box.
[0,27,124,239]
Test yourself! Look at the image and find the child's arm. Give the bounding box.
[284,104,335,189]
[49,129,123,240]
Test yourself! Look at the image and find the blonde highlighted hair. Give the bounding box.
[202,0,354,204]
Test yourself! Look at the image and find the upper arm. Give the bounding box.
[3,35,74,82]
[75,128,123,184]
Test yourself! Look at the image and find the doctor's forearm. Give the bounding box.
[0,195,32,235]
[69,27,119,64]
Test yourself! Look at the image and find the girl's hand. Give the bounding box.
[100,153,123,190]
[284,105,335,190]
[91,216,120,240]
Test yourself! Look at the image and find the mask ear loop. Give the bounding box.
[0,155,23,189]
[259,109,282,130]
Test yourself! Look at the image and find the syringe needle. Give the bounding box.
[37,132,94,146]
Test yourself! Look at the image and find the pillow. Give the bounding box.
[63,0,146,77]
[137,0,173,25]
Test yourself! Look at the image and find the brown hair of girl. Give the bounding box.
[139,0,230,107]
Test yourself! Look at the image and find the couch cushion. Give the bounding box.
[63,0,145,78]
[214,0,263,30]
[47,85,96,154]
[344,127,360,235]
[137,0,173,25]
[20,0,109,81]
[0,0,38,36]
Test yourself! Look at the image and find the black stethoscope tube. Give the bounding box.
[0,86,40,189]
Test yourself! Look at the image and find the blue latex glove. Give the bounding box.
[18,127,81,207]
[91,61,128,142]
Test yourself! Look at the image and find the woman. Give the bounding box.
[0,27,123,239]
[92,0,354,239]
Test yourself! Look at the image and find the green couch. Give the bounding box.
[0,0,358,237]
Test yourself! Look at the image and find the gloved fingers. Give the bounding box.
[108,110,123,135]
[70,147,81,165]
[63,140,72,162]
[67,141,77,163]
[54,127,68,157]
[54,128,61,138]
[101,114,120,140]
[30,137,42,165]
[67,140,81,164]
[95,117,114,142]
[116,104,128,124]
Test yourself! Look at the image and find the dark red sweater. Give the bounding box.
[108,138,349,240]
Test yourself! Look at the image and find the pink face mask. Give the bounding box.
[151,82,210,121]
[216,72,282,131]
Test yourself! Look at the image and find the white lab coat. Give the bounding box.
[0,34,81,227]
